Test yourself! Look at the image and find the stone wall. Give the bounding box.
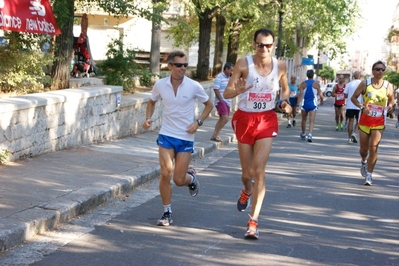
[0,80,236,162]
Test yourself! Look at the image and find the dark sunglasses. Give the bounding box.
[256,42,273,49]
[373,67,386,72]
[171,63,188,68]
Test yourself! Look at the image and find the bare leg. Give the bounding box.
[334,107,340,126]
[340,107,346,125]
[359,129,370,163]
[237,138,273,220]
[367,129,383,173]
[308,110,316,135]
[158,147,192,205]
[347,117,354,138]
[212,114,229,138]
[158,147,175,205]
[301,110,308,134]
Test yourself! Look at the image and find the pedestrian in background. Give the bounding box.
[395,88,399,128]
[344,71,363,144]
[142,50,214,225]
[224,28,292,239]
[287,75,299,128]
[297,69,324,142]
[211,62,234,142]
[332,75,346,130]
[350,61,395,185]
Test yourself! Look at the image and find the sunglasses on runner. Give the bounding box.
[171,63,188,68]
[256,42,273,49]
[373,67,386,72]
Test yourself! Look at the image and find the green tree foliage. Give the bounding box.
[281,0,360,59]
[384,70,399,88]
[50,0,165,90]
[0,32,53,94]
[96,39,138,92]
[318,65,335,82]
[167,0,360,66]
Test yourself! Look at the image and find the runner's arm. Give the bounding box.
[142,99,156,129]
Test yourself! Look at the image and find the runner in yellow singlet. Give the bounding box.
[351,61,395,186]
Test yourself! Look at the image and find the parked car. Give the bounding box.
[320,84,326,95]
[324,82,337,97]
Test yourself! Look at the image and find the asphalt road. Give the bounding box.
[2,97,399,266]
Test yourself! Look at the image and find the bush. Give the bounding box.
[97,39,139,93]
[97,39,162,92]
[138,68,159,87]
[0,32,54,94]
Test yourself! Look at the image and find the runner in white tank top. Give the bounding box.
[223,28,292,239]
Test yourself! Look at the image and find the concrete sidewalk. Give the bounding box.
[0,115,237,252]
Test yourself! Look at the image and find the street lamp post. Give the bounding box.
[276,0,284,59]
[316,50,320,77]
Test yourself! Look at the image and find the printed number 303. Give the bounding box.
[253,102,267,109]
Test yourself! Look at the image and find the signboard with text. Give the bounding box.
[0,0,61,35]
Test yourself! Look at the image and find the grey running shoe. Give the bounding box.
[244,217,259,239]
[396,121,399,128]
[187,168,199,197]
[300,133,306,140]
[307,134,313,142]
[351,133,358,143]
[237,189,251,211]
[364,173,372,186]
[157,211,173,226]
[347,138,353,144]
[360,161,367,177]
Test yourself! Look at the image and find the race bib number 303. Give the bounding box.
[247,92,274,110]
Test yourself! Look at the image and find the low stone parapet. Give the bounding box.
[0,80,236,162]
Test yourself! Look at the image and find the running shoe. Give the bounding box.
[360,161,367,177]
[307,134,313,142]
[364,173,372,186]
[347,138,353,144]
[300,133,306,140]
[187,168,200,197]
[340,123,344,130]
[237,189,251,211]
[157,211,173,226]
[292,120,296,127]
[396,121,399,128]
[286,123,292,128]
[244,217,259,239]
[335,125,339,131]
[344,122,348,130]
[351,133,358,143]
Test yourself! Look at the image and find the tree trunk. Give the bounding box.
[212,11,226,77]
[150,0,162,76]
[196,8,215,80]
[150,20,161,76]
[226,20,242,64]
[51,0,74,90]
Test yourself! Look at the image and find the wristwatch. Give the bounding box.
[196,119,203,126]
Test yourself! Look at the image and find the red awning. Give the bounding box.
[0,0,61,35]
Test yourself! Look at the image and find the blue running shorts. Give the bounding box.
[157,134,194,153]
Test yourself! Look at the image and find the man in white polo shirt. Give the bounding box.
[142,50,213,226]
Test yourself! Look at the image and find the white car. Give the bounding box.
[324,82,337,97]
[319,84,326,95]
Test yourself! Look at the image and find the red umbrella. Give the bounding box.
[0,0,61,35]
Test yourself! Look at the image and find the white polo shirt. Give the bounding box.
[151,76,209,141]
